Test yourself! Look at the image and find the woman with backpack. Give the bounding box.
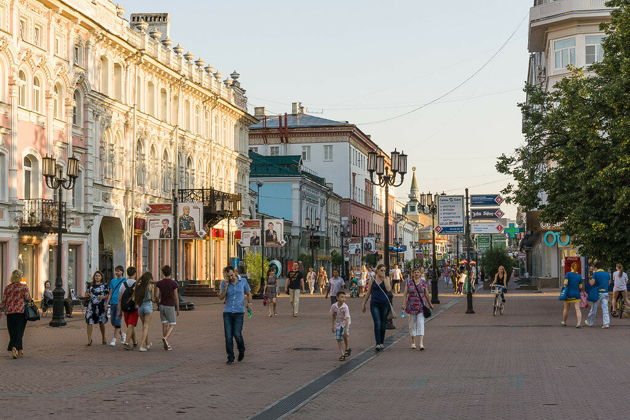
[118,267,138,350]
[133,272,155,352]
[84,271,109,345]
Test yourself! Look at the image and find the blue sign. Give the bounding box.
[470,194,504,207]
[543,231,570,247]
[436,226,464,234]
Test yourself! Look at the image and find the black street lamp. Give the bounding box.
[256,181,265,295]
[419,192,445,305]
[339,220,351,281]
[42,154,79,327]
[305,217,321,270]
[367,149,407,273]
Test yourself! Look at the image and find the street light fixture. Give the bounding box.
[367,149,407,274]
[42,154,79,327]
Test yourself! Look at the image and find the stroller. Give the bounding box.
[349,278,359,298]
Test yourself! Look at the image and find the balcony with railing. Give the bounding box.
[19,199,66,233]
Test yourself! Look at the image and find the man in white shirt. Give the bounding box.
[391,265,403,293]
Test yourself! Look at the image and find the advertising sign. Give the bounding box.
[178,202,204,239]
[363,237,376,254]
[145,204,173,240]
[470,194,504,207]
[347,238,361,255]
[238,219,261,247]
[470,208,504,220]
[263,219,286,247]
[471,222,504,234]
[437,195,465,234]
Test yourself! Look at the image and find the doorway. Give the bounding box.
[18,244,36,293]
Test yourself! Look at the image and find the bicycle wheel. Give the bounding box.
[619,299,625,319]
[493,296,498,316]
[500,302,504,315]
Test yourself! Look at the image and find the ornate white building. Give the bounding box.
[0,0,254,298]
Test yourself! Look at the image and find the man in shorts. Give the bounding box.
[106,265,126,346]
[155,265,179,351]
[118,266,138,349]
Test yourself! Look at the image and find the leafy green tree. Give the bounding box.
[481,248,515,284]
[243,251,269,293]
[298,253,313,269]
[496,0,630,267]
[362,253,379,266]
[330,250,343,270]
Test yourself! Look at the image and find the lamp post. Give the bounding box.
[256,181,265,295]
[339,220,351,281]
[305,217,320,271]
[419,192,441,304]
[42,154,79,327]
[367,149,407,274]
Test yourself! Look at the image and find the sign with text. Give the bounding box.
[470,208,504,220]
[238,219,261,247]
[437,195,465,234]
[470,194,504,207]
[471,222,504,234]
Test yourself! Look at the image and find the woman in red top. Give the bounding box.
[0,270,32,359]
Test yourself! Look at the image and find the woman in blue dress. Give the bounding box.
[561,262,584,328]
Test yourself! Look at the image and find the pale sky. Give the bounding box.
[127,0,532,219]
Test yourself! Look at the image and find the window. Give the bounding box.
[54,37,60,55]
[18,71,27,107]
[72,91,82,126]
[554,37,576,69]
[324,145,333,161]
[32,77,41,112]
[53,84,62,119]
[33,25,42,47]
[585,35,605,65]
[184,100,190,130]
[249,147,258,154]
[100,56,108,94]
[73,44,82,66]
[136,140,145,187]
[270,146,279,156]
[113,64,122,100]
[146,81,155,115]
[23,156,32,199]
[160,89,167,120]
[301,146,311,161]
[19,19,27,41]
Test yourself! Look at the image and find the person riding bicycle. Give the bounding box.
[611,264,629,314]
[491,265,508,303]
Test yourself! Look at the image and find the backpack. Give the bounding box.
[121,281,136,312]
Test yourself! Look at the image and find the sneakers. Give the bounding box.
[138,347,148,352]
[602,325,610,329]
[109,338,117,347]
[237,351,244,362]
[584,321,593,327]
[411,343,416,349]
[121,333,127,344]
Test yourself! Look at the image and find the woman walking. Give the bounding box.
[362,264,393,351]
[264,267,278,317]
[317,266,328,295]
[133,272,155,351]
[306,267,316,295]
[561,262,584,328]
[84,271,109,345]
[1,270,31,359]
[359,265,368,297]
[402,267,433,350]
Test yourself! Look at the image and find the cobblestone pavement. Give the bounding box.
[2,286,628,419]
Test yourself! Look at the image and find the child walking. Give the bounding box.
[330,291,351,361]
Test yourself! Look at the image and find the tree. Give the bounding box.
[496,0,630,267]
[363,253,379,266]
[298,253,313,269]
[481,248,515,285]
[242,251,269,293]
[330,250,343,270]
[404,258,423,271]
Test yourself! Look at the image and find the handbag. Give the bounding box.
[24,300,41,322]
[411,280,432,318]
[558,287,568,301]
[579,291,590,308]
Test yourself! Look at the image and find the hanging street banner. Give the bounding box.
[471,222,504,234]
[178,202,204,239]
[470,208,505,220]
[436,195,465,234]
[238,219,262,247]
[363,237,376,254]
[263,219,286,247]
[470,194,504,207]
[145,204,173,240]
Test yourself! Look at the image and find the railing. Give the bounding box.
[19,199,66,233]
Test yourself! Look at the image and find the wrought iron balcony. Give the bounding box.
[19,199,66,233]
[177,188,242,228]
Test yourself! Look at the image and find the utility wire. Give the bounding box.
[356,13,528,126]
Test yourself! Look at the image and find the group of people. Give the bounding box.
[560,262,628,329]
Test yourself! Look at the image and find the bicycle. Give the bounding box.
[613,291,625,319]
[491,285,505,316]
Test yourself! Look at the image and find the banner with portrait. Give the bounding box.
[363,237,376,254]
[239,219,261,247]
[177,202,204,239]
[263,219,285,247]
[146,215,174,240]
[347,238,361,255]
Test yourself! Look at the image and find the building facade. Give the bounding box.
[524,0,612,284]
[0,0,254,299]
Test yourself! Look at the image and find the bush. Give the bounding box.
[243,251,269,293]
[330,250,343,270]
[481,248,515,283]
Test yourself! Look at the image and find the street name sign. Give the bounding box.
[470,194,504,207]
[437,195,465,234]
[471,222,504,234]
[470,208,505,220]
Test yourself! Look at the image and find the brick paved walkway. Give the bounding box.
[1,287,628,419]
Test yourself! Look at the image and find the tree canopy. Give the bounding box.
[496,0,630,266]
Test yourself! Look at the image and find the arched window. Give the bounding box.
[186,157,194,188]
[162,150,171,193]
[160,88,167,121]
[18,71,27,107]
[136,140,145,187]
[33,77,41,112]
[73,90,82,126]
[53,84,62,119]
[100,56,108,94]
[149,145,157,189]
[23,156,36,199]
[113,63,122,101]
[146,81,155,116]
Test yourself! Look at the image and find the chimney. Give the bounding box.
[254,106,266,119]
[292,102,304,115]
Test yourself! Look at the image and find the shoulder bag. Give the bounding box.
[24,300,41,322]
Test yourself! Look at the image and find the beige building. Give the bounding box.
[0,0,255,298]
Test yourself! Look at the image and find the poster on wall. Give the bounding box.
[363,237,376,254]
[347,238,361,255]
[264,219,286,247]
[145,204,173,240]
[177,202,204,239]
[238,219,262,247]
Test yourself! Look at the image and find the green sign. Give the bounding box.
[504,223,524,238]
[492,235,506,248]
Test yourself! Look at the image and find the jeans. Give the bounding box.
[223,312,245,362]
[289,289,300,315]
[588,292,610,326]
[370,302,388,345]
[6,313,27,351]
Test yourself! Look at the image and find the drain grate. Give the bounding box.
[292,347,322,351]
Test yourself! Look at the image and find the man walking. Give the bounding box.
[118,266,138,349]
[156,265,179,351]
[325,269,345,305]
[285,262,304,317]
[586,262,611,328]
[218,266,252,364]
[106,265,127,347]
[391,264,403,294]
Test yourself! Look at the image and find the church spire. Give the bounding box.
[408,167,419,200]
